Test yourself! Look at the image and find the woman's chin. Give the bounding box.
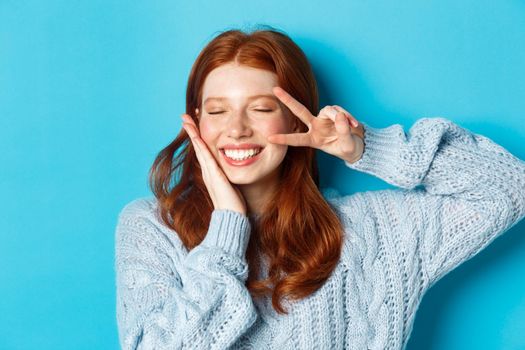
[225,175,258,185]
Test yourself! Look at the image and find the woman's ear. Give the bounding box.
[293,123,299,133]
[286,110,300,132]
[292,119,301,133]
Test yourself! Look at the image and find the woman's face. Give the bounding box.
[198,63,296,185]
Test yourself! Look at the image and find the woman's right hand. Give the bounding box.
[181,113,248,216]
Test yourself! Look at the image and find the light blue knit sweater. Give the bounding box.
[115,117,525,350]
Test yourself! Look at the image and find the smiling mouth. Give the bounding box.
[220,147,263,161]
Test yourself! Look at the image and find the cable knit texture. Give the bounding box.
[114,117,525,350]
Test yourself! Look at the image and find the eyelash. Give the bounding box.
[208,109,273,115]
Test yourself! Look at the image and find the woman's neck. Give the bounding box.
[238,178,277,217]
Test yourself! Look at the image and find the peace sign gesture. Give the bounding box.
[268,87,365,164]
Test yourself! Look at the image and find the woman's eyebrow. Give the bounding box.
[203,94,278,105]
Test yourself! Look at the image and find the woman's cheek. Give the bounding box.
[261,118,290,137]
[198,122,217,146]
[261,121,290,158]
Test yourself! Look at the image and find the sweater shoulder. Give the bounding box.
[115,196,187,254]
[118,196,158,220]
[322,186,390,221]
[323,186,413,215]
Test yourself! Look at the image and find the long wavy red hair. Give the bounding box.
[149,27,344,315]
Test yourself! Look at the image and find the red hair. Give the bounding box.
[149,27,344,314]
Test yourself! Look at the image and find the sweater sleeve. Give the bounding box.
[115,200,258,350]
[344,117,525,287]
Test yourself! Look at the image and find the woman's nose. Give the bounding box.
[226,111,252,138]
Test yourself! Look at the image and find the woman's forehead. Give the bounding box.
[202,64,278,99]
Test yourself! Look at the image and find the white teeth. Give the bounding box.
[224,148,261,161]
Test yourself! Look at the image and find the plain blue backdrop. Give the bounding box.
[1,1,524,349]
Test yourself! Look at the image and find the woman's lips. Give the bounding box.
[220,148,263,166]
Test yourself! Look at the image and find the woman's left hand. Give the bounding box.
[268,86,365,164]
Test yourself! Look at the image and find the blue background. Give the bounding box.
[1,1,524,349]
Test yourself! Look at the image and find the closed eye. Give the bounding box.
[208,109,272,114]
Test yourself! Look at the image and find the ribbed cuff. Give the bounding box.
[344,121,401,174]
[201,209,251,258]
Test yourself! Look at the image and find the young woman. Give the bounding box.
[114,28,525,350]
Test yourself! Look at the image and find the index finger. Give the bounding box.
[273,86,314,126]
